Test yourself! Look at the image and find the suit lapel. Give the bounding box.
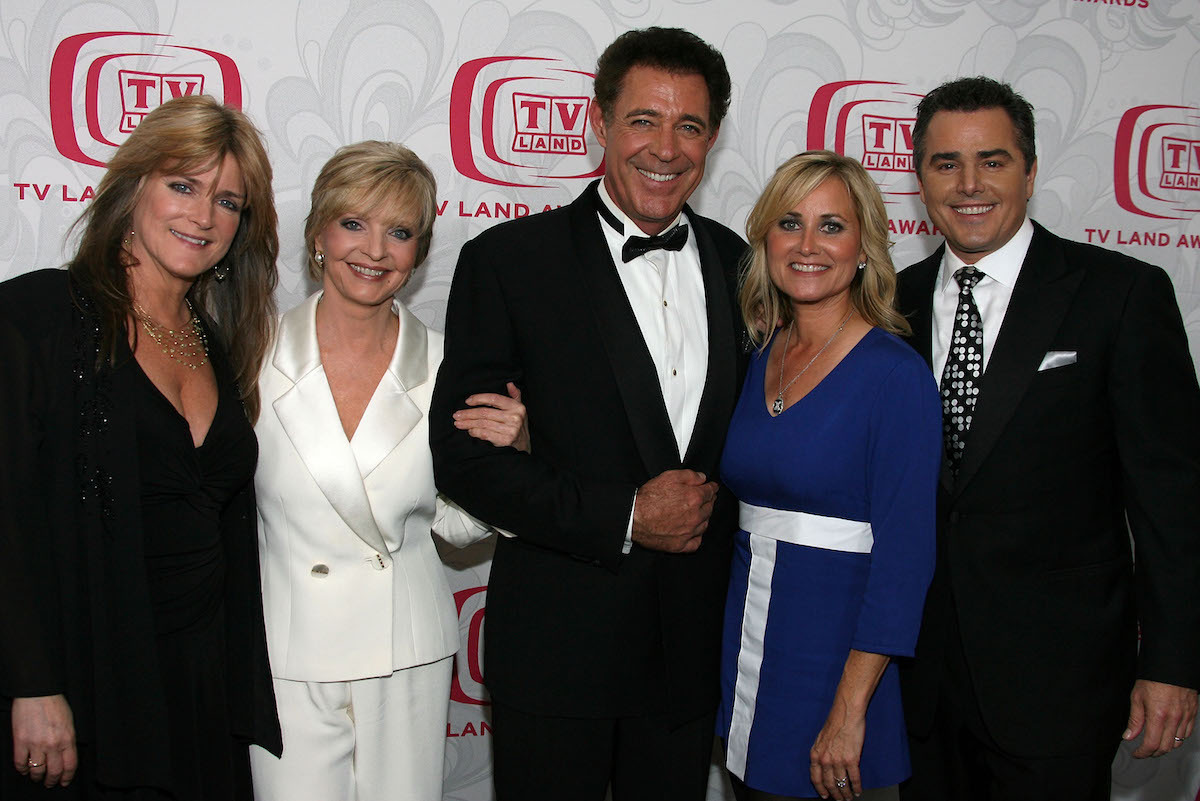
[570,183,681,475]
[900,249,941,371]
[955,224,1082,491]
[350,301,425,479]
[899,250,952,491]
[270,292,390,557]
[682,212,738,467]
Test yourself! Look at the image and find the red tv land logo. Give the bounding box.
[1115,104,1200,220]
[49,31,242,167]
[451,586,488,706]
[450,57,603,188]
[807,80,924,201]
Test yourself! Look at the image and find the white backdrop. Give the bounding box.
[2,1,1198,799]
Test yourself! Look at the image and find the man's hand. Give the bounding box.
[631,469,717,553]
[1123,679,1198,757]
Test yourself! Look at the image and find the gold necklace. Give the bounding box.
[133,299,209,370]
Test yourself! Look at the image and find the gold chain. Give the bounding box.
[133,299,209,370]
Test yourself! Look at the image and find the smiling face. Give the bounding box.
[766,176,866,313]
[917,107,1037,264]
[129,153,245,288]
[316,207,418,312]
[589,65,718,235]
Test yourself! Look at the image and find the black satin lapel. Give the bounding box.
[683,216,738,469]
[955,227,1082,491]
[568,189,681,474]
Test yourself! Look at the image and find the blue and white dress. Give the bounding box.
[718,326,941,796]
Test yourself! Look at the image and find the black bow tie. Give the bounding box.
[621,224,689,263]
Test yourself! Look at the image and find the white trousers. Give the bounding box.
[250,656,453,801]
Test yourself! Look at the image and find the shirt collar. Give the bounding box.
[938,216,1034,292]
[596,179,686,237]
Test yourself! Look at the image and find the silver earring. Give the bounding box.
[214,263,230,282]
[315,251,325,265]
[857,261,866,271]
[123,230,135,247]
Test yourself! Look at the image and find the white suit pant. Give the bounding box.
[250,656,453,801]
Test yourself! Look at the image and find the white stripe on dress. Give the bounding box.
[739,502,873,554]
[726,534,776,779]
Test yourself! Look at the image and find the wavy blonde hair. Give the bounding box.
[739,150,908,348]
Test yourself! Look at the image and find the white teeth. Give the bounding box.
[789,263,828,273]
[350,264,385,278]
[637,168,676,183]
[954,205,993,215]
[172,230,208,246]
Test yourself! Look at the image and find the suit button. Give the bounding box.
[948,512,960,524]
[310,564,330,577]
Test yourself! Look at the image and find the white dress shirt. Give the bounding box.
[931,217,1035,382]
[596,181,710,553]
[596,180,709,456]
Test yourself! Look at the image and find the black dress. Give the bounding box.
[0,269,280,800]
[134,345,257,801]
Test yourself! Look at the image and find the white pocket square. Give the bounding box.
[1038,350,1077,371]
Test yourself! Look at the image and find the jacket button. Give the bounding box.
[310,564,330,577]
[948,512,960,524]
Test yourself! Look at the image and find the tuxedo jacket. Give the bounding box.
[255,292,488,682]
[896,222,1200,758]
[430,182,745,724]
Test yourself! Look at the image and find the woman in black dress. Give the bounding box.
[0,95,281,799]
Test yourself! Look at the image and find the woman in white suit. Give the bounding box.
[249,141,526,801]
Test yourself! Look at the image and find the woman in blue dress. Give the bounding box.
[718,151,941,801]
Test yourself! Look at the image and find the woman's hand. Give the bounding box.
[454,382,530,453]
[11,694,77,788]
[809,699,867,800]
[809,649,890,800]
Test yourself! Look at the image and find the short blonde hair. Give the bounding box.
[739,150,908,347]
[304,141,437,281]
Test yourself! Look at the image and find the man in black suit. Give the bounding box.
[430,27,744,801]
[896,76,1200,801]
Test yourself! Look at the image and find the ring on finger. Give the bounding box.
[836,776,848,788]
[27,759,43,768]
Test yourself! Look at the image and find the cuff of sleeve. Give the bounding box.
[623,490,635,555]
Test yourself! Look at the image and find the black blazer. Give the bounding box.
[895,223,1200,758]
[430,182,745,724]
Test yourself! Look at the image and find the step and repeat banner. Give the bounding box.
[2,1,1198,799]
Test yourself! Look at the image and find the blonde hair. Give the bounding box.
[67,94,278,421]
[304,141,438,281]
[739,150,908,348]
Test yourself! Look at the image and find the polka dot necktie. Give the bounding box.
[940,266,985,473]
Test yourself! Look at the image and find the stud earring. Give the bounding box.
[315,251,325,265]
[857,261,866,271]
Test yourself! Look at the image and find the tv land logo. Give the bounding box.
[49,31,241,167]
[451,586,488,706]
[807,80,924,201]
[1114,104,1200,220]
[450,57,603,188]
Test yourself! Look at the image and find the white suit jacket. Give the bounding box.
[254,291,488,682]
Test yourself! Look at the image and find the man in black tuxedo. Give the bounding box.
[896,76,1200,801]
[430,27,744,801]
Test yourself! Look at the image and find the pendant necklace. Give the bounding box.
[772,311,853,416]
